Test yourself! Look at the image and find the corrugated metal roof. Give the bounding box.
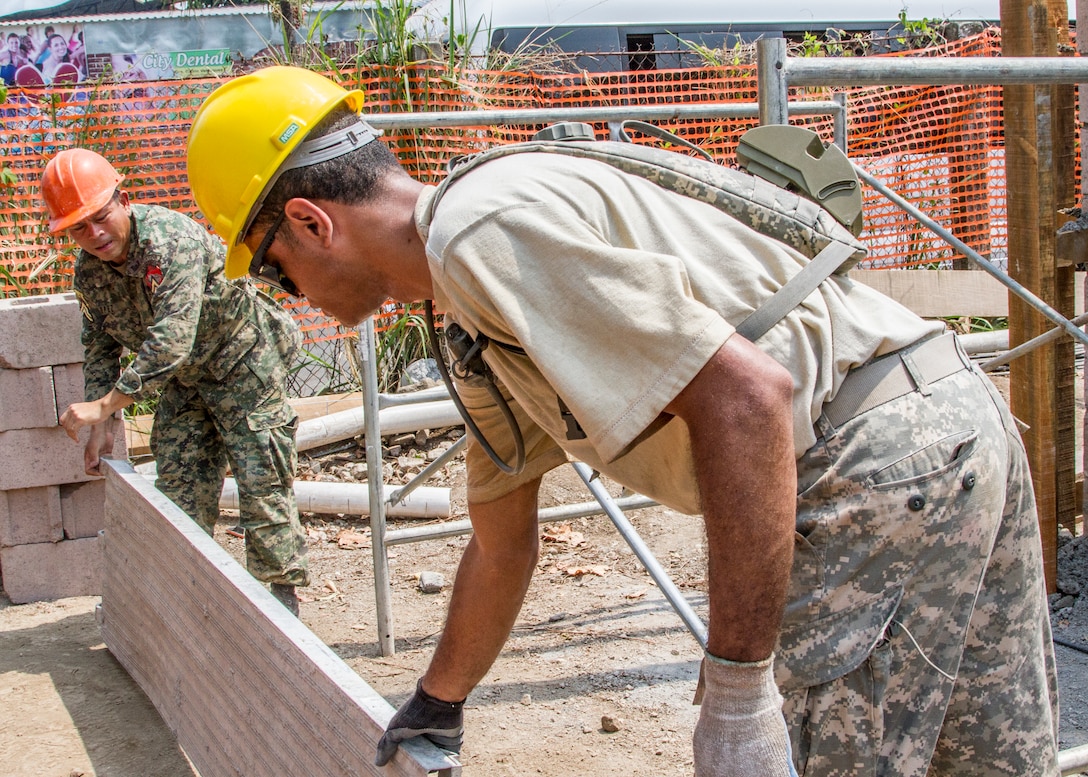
[0,1,378,28]
[1,6,264,26]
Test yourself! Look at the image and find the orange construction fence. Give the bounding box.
[0,28,1072,341]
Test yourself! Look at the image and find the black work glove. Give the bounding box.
[374,679,464,767]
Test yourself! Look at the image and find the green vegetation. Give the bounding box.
[374,304,432,393]
[343,304,433,395]
[941,315,1009,334]
[682,10,949,64]
[0,85,27,298]
[896,9,948,49]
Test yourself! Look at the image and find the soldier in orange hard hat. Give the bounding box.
[43,147,311,616]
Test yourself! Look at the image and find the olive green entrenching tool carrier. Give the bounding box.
[426,122,866,341]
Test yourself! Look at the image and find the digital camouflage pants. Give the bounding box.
[150,376,310,587]
[776,341,1059,776]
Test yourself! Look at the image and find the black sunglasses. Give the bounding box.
[247,210,300,296]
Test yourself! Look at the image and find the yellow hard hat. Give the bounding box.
[41,148,124,233]
[186,66,365,278]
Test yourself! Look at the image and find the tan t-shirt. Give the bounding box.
[417,153,943,512]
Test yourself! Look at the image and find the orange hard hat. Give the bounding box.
[41,149,124,233]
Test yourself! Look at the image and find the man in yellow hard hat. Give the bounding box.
[42,147,311,616]
[185,67,1059,776]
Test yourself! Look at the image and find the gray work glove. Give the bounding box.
[693,653,797,777]
[374,679,464,767]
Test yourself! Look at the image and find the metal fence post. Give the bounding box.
[832,92,848,152]
[359,319,396,656]
[757,37,790,126]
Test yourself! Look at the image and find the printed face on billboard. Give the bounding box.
[1,22,84,87]
[1,19,236,86]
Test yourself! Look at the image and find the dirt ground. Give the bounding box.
[3,374,1088,776]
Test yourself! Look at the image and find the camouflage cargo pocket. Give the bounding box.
[775,584,903,692]
[776,585,903,776]
[206,320,259,382]
[246,388,298,433]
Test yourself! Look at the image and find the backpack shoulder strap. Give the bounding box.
[735,239,857,341]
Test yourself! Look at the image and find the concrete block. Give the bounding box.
[111,420,128,460]
[0,294,83,370]
[0,486,63,546]
[52,363,127,464]
[60,480,105,540]
[0,535,101,603]
[0,367,57,431]
[0,427,97,490]
[52,363,86,416]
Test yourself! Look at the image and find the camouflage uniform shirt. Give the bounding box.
[73,203,309,587]
[75,203,298,406]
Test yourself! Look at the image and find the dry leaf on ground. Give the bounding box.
[336,529,369,549]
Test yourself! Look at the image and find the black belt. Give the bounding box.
[821,334,968,429]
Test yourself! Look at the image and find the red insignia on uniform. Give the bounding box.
[144,265,164,293]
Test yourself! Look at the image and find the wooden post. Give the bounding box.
[1001,0,1077,592]
[1079,0,1088,534]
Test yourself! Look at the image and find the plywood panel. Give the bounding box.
[98,460,459,777]
[850,269,1085,319]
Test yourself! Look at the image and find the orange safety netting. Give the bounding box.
[0,28,1068,341]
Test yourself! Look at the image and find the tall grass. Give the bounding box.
[0,86,24,297]
[357,303,433,394]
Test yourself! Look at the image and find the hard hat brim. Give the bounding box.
[48,177,124,233]
[225,239,256,280]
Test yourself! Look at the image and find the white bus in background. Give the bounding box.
[406,0,1076,71]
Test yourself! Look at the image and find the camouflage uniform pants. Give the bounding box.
[150,377,310,587]
[776,337,1058,776]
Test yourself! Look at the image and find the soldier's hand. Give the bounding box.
[374,679,464,767]
[82,419,116,476]
[60,401,100,441]
[693,653,797,777]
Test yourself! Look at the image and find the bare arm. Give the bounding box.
[60,388,133,440]
[422,476,543,702]
[665,335,796,662]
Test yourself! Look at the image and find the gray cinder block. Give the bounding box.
[0,535,101,603]
[0,294,83,369]
[52,362,86,415]
[60,480,105,540]
[0,427,98,490]
[0,486,63,547]
[0,367,58,431]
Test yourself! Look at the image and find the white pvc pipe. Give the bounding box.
[219,478,450,519]
[957,329,1008,355]
[295,400,464,452]
[1060,742,1088,776]
[135,464,450,519]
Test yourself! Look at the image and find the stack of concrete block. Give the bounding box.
[0,293,126,603]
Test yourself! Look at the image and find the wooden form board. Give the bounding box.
[98,459,460,777]
[850,269,1085,319]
